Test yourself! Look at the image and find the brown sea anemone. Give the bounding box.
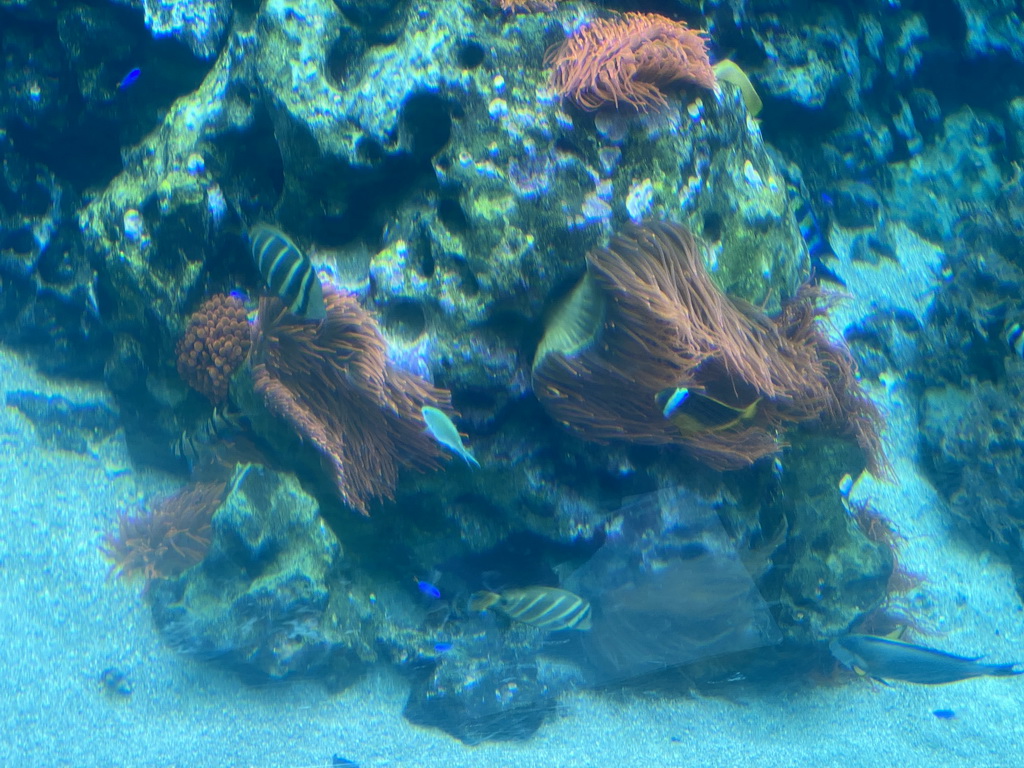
[546,13,717,112]
[101,480,227,584]
[250,284,454,515]
[533,221,884,471]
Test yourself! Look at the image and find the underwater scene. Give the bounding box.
[3,0,1024,765]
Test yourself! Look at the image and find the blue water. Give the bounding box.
[2,1,1024,766]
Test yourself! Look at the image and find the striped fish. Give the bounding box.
[173,405,246,465]
[785,183,845,287]
[1006,320,1024,358]
[469,586,592,631]
[250,224,326,320]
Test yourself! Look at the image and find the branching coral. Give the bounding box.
[101,480,227,583]
[250,284,454,515]
[176,293,251,404]
[546,13,717,112]
[532,221,883,471]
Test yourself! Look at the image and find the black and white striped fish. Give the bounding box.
[250,224,326,320]
[469,586,592,631]
[786,183,845,287]
[173,405,246,466]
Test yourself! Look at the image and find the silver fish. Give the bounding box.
[421,406,479,468]
[250,224,326,320]
[830,634,1023,685]
[469,586,592,632]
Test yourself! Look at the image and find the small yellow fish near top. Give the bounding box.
[712,59,762,117]
[421,406,480,468]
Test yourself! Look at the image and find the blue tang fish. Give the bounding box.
[421,406,479,468]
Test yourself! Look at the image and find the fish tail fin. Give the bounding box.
[985,663,1023,677]
[740,397,761,419]
[468,591,499,613]
[464,452,481,469]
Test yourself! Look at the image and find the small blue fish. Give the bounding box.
[415,579,441,599]
[654,387,760,434]
[421,406,480,468]
[1006,320,1024,358]
[117,68,141,91]
[659,387,690,418]
[434,642,453,653]
[771,457,784,481]
[933,709,956,720]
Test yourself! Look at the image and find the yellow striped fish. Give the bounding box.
[250,224,326,320]
[469,586,592,631]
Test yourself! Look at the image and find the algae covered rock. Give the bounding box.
[3,0,917,719]
[769,436,892,644]
[150,463,355,684]
[921,376,1024,551]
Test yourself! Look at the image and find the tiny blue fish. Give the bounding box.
[659,387,690,418]
[117,68,141,91]
[416,579,441,599]
[1005,320,1024,358]
[771,457,784,481]
[434,642,453,653]
[421,406,480,468]
[933,709,956,720]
